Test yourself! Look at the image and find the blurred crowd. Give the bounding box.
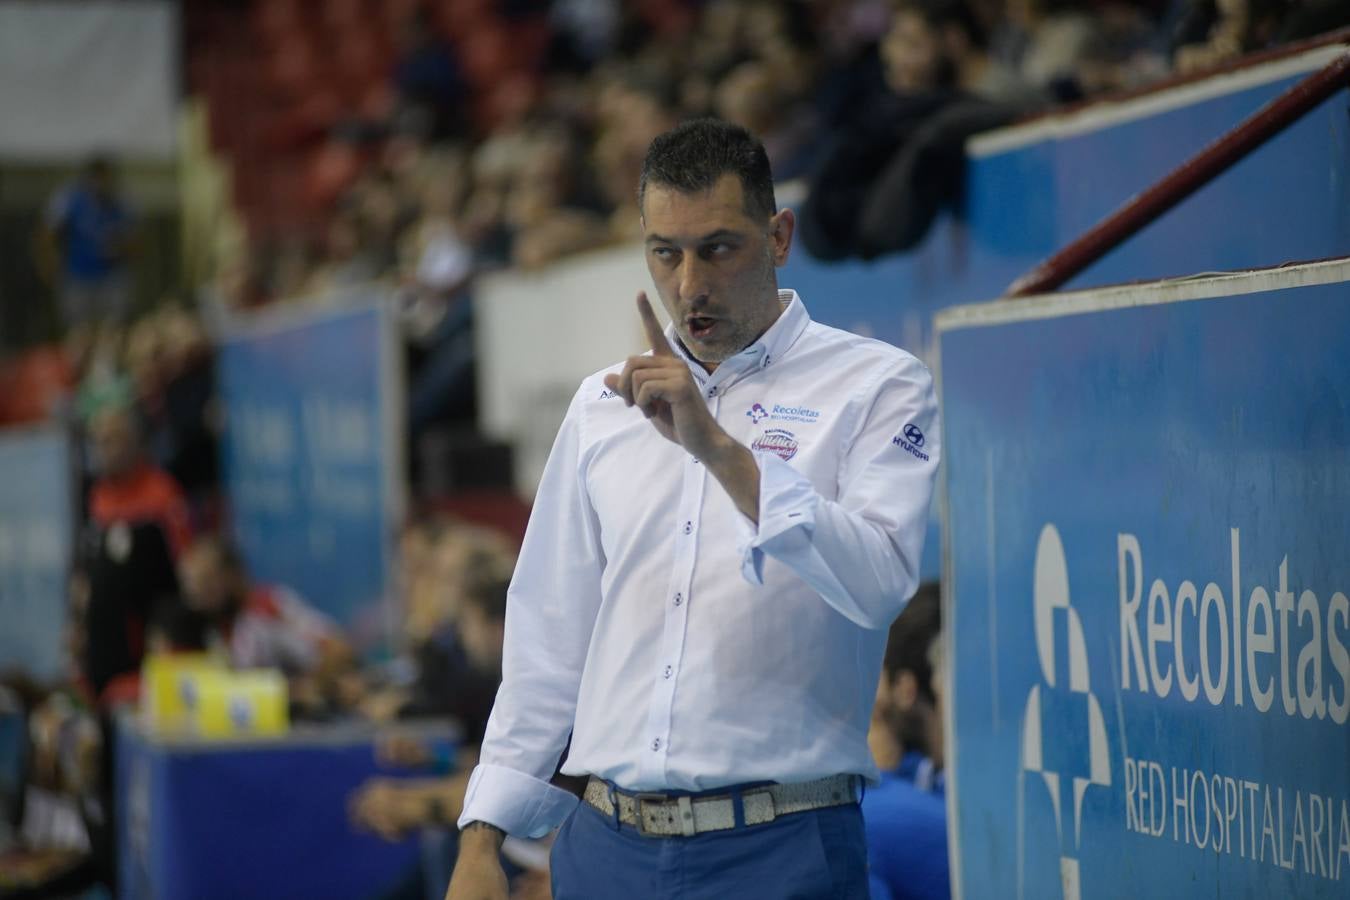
[0,294,524,894]
[3,0,1347,896]
[207,0,1350,307]
[3,461,526,894]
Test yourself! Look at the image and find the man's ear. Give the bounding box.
[894,670,920,712]
[769,208,795,266]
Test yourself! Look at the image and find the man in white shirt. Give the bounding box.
[447,119,940,899]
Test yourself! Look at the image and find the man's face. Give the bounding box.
[180,544,231,616]
[882,11,942,92]
[91,410,139,478]
[641,173,793,368]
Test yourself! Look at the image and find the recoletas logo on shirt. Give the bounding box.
[752,428,799,461]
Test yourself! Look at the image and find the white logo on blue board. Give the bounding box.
[228,696,255,730]
[1022,524,1111,900]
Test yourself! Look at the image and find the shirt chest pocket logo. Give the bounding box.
[751,428,799,461]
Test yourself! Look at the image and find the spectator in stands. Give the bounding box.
[871,582,945,788]
[303,207,383,298]
[77,520,181,707]
[548,0,621,72]
[591,70,677,239]
[863,582,948,900]
[148,308,221,529]
[1173,0,1274,72]
[391,9,469,140]
[177,536,344,678]
[1172,0,1350,73]
[354,171,413,275]
[347,571,513,897]
[87,405,192,557]
[714,60,823,181]
[357,525,515,738]
[507,127,613,269]
[34,156,138,330]
[800,0,1045,261]
[397,156,479,437]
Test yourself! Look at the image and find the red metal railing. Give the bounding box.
[1006,36,1350,298]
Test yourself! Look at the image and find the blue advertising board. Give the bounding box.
[0,426,72,680]
[938,260,1350,899]
[217,302,402,646]
[115,719,457,900]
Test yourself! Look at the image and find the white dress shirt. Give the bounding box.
[458,291,940,837]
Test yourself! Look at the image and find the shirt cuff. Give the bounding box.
[738,450,819,585]
[456,762,580,838]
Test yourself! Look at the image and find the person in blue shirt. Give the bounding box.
[36,156,137,328]
[864,581,950,900]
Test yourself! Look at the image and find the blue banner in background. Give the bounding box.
[939,266,1350,899]
[218,303,400,647]
[0,427,72,681]
[116,720,457,900]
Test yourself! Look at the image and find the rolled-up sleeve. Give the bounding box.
[738,356,939,629]
[457,387,602,836]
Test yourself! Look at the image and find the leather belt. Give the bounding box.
[582,774,858,837]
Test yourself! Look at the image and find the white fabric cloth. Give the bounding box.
[458,291,940,838]
[0,1,178,161]
[211,585,339,674]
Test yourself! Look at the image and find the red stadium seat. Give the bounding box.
[0,346,75,426]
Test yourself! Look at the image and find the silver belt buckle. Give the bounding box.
[634,792,671,837]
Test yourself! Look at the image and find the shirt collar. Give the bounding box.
[666,290,810,385]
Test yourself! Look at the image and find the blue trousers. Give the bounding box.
[550,790,872,899]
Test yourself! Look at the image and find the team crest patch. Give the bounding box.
[752,428,799,461]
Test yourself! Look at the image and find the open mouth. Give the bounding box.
[687,316,717,339]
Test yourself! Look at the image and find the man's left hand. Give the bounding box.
[603,292,762,522]
[604,292,726,460]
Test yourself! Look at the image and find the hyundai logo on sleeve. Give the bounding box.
[892,423,930,461]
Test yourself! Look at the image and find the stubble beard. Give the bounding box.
[682,250,780,365]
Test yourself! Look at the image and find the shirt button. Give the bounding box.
[673,593,683,606]
[683,521,692,535]
[651,738,662,751]
[707,387,717,397]
[663,665,673,678]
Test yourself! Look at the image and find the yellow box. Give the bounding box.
[193,670,289,738]
[142,653,224,731]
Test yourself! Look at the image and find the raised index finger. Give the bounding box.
[637,291,673,357]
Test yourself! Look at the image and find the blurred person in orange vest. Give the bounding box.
[87,405,191,557]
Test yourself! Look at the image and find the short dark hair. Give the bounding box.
[638,118,777,221]
[462,568,510,624]
[883,581,941,704]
